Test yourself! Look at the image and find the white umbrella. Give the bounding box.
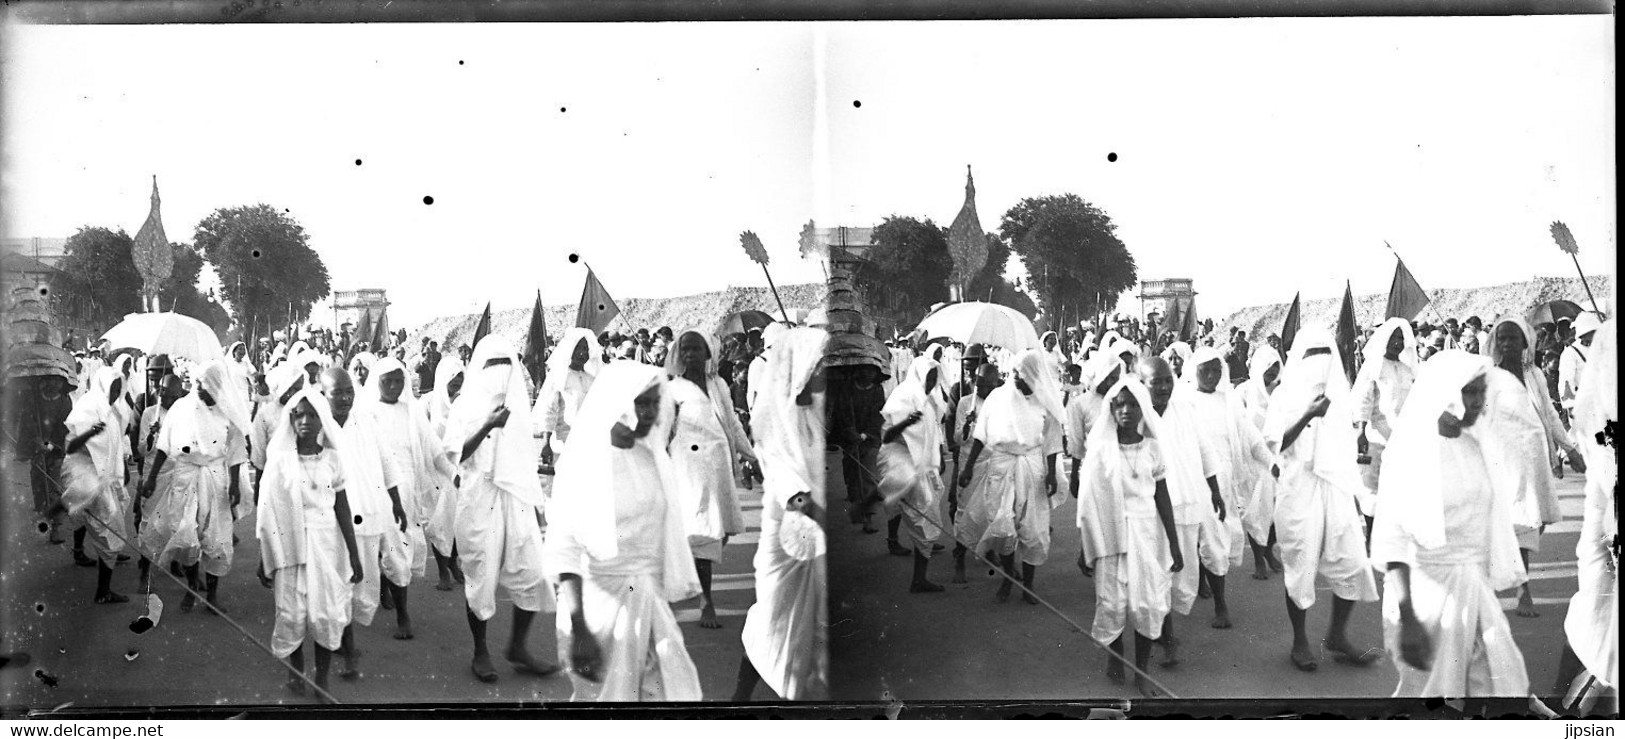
[100,312,224,364]
[914,301,1042,351]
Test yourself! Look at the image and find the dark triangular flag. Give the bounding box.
[521,290,549,390]
[575,267,621,334]
[372,307,390,351]
[1161,298,1183,343]
[1383,256,1431,321]
[1281,292,1302,356]
[1335,281,1358,383]
[472,302,493,349]
[1180,297,1200,341]
[355,309,374,352]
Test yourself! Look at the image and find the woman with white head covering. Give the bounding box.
[545,361,703,701]
[664,329,756,629]
[422,354,467,591]
[953,349,1066,603]
[444,336,559,683]
[1371,350,1529,697]
[879,356,950,592]
[1065,344,1130,500]
[532,327,603,468]
[747,322,791,414]
[1075,376,1182,697]
[1161,341,1193,378]
[137,360,251,614]
[254,385,364,696]
[1558,312,1602,419]
[1262,326,1380,672]
[734,327,829,701]
[56,366,134,604]
[1236,343,1286,577]
[1351,317,1418,521]
[1487,316,1579,618]
[346,352,376,388]
[251,363,309,494]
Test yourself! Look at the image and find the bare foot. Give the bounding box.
[287,676,307,696]
[179,591,196,613]
[994,580,1012,603]
[505,647,561,677]
[205,597,227,616]
[1158,637,1181,669]
[1251,566,1271,581]
[392,620,414,640]
[436,577,455,592]
[1105,659,1126,685]
[1290,643,1319,672]
[910,579,945,594]
[699,602,723,629]
[1516,595,1540,618]
[1324,638,1382,666]
[1022,590,1039,605]
[470,653,497,683]
[951,563,967,584]
[1210,611,1232,629]
[1135,675,1165,698]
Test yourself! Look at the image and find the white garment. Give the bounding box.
[266,450,354,657]
[667,375,748,561]
[878,358,947,551]
[954,377,1061,566]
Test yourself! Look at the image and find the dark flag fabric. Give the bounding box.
[1384,257,1431,320]
[1281,292,1302,356]
[1161,298,1184,343]
[1179,298,1199,341]
[521,290,549,390]
[372,308,390,351]
[1335,281,1358,383]
[355,309,374,351]
[576,267,621,334]
[472,302,493,349]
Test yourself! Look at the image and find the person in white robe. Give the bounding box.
[360,357,461,639]
[1488,316,1581,618]
[137,361,250,614]
[1372,349,1531,697]
[1553,313,1617,711]
[733,327,828,701]
[1263,327,1380,672]
[953,349,1065,604]
[423,355,466,589]
[664,329,755,629]
[1185,346,1272,629]
[347,352,376,388]
[1238,345,1286,578]
[1351,318,1418,525]
[546,361,703,701]
[950,362,1003,584]
[444,337,560,683]
[532,327,602,473]
[1133,355,1226,663]
[878,357,949,593]
[746,322,789,415]
[133,375,186,590]
[255,386,364,696]
[1075,376,1182,697]
[1161,341,1192,379]
[55,367,133,604]
[1558,312,1600,420]
[252,364,309,503]
[316,366,413,675]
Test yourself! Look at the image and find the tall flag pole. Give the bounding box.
[131,176,173,313]
[739,231,790,322]
[1335,281,1358,383]
[521,289,549,391]
[1549,221,1602,313]
[472,302,493,349]
[1281,292,1302,356]
[1382,241,1432,320]
[575,265,622,334]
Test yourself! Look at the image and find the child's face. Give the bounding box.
[1195,359,1223,393]
[631,385,662,436]
[1110,388,1142,431]
[290,399,322,443]
[378,369,406,403]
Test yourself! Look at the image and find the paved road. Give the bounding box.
[828,449,1589,703]
[0,453,764,709]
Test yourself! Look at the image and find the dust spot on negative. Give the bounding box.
[458,60,465,66]
[251,250,262,259]
[559,107,567,113]
[690,445,699,452]
[355,515,363,525]
[35,603,45,614]
[355,159,363,166]
[35,669,57,688]
[1107,152,1118,163]
[568,253,579,264]
[37,522,48,534]
[423,196,435,206]
[852,100,861,108]
[38,286,49,297]
[597,304,605,311]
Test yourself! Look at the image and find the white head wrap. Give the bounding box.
[445,336,542,506]
[548,327,604,377]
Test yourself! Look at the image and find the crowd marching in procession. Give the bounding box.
[8,315,829,703]
[828,301,1616,707]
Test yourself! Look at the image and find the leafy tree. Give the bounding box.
[194,204,330,340]
[963,232,1038,317]
[999,194,1137,327]
[159,243,230,338]
[54,227,143,326]
[855,216,953,329]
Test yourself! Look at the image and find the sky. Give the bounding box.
[2,17,1614,330]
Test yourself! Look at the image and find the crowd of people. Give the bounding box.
[8,316,828,703]
[827,305,1615,705]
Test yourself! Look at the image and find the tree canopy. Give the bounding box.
[855,215,953,329]
[194,204,330,340]
[54,227,144,326]
[159,243,231,337]
[999,194,1137,328]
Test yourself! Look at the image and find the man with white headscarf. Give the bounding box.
[361,356,460,639]
[1131,355,1226,664]
[545,361,702,701]
[1238,344,1286,579]
[137,361,251,614]
[533,327,603,470]
[1351,317,1418,526]
[665,329,755,629]
[1487,316,1580,619]
[734,327,828,701]
[1076,375,1183,697]
[55,367,133,604]
[422,354,467,590]
[316,366,413,677]
[747,322,790,414]
[954,349,1065,604]
[1372,350,1530,697]
[445,336,560,683]
[1263,327,1380,672]
[878,357,949,593]
[1559,312,1601,421]
[1184,345,1272,629]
